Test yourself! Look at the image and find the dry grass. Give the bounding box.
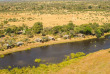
[56,49,110,74]
[0,11,110,27]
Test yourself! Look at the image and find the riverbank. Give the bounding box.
[0,33,110,56]
[0,48,110,74]
[56,48,110,74]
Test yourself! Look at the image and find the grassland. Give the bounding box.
[0,11,110,27]
[56,49,110,74]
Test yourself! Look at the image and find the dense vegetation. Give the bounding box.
[0,52,86,74]
[0,20,110,51]
[0,1,110,13]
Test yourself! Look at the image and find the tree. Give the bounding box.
[66,22,75,31]
[4,28,12,34]
[0,30,4,37]
[3,20,8,24]
[52,26,63,35]
[95,27,104,38]
[74,27,81,34]
[10,25,18,33]
[26,29,33,38]
[88,5,92,9]
[80,24,92,35]
[102,23,110,32]
[89,23,99,34]
[32,22,43,34]
[83,26,92,35]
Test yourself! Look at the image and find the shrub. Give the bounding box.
[70,53,75,59]
[65,56,70,61]
[34,59,41,63]
[8,18,18,22]
[0,55,4,58]
[95,27,104,38]
[74,52,86,58]
[42,36,49,42]
[26,29,34,38]
[8,66,12,69]
[32,22,43,34]
[41,31,46,36]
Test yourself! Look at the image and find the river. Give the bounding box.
[0,35,110,69]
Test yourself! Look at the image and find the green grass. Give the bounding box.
[0,52,86,74]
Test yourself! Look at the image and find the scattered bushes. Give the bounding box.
[8,18,18,22]
[0,1,110,13]
[65,52,86,61]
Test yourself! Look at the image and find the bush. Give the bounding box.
[41,31,46,36]
[65,56,70,61]
[8,66,12,69]
[95,27,104,38]
[42,36,49,42]
[0,55,4,58]
[32,22,43,34]
[8,18,18,22]
[65,52,86,61]
[74,52,86,58]
[26,29,33,38]
[70,53,75,59]
[34,59,41,63]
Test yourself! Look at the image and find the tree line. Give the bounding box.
[0,1,110,13]
[0,22,110,38]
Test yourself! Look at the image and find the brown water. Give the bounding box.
[0,35,110,69]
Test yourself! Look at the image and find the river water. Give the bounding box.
[0,35,110,69]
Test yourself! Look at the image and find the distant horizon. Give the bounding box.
[0,0,109,2]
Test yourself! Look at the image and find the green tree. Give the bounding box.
[26,29,33,38]
[95,27,104,38]
[32,22,43,34]
[3,20,8,24]
[52,26,63,35]
[102,23,110,32]
[83,26,92,35]
[66,22,75,31]
[74,26,81,34]
[88,5,92,9]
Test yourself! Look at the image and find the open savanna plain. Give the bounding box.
[0,11,110,27]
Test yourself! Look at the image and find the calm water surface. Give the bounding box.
[0,35,110,69]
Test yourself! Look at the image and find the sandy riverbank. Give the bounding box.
[0,33,110,56]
